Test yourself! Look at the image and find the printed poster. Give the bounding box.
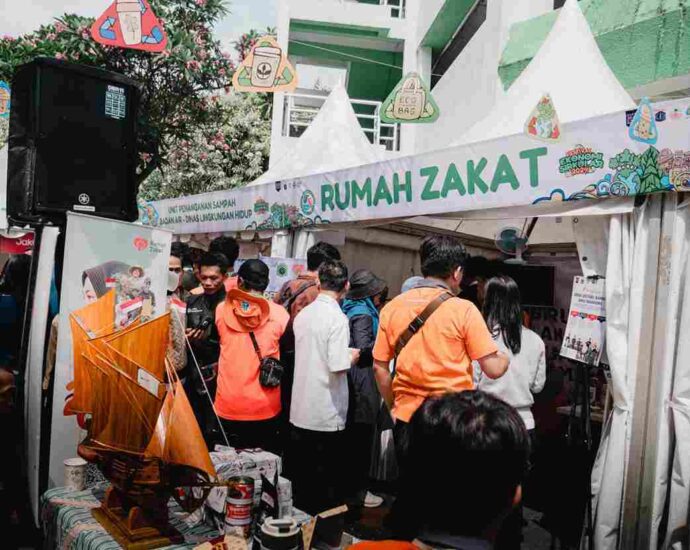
[560,276,606,366]
[48,213,171,488]
[234,256,307,298]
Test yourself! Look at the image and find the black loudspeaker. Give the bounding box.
[7,57,141,224]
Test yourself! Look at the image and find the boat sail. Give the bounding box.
[68,292,216,547]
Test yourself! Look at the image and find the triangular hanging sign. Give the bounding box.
[0,81,10,119]
[232,36,298,93]
[524,93,561,142]
[380,72,439,124]
[91,0,167,53]
[628,97,658,145]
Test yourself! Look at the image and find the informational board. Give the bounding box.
[234,256,307,298]
[142,98,690,235]
[48,213,171,488]
[560,276,606,366]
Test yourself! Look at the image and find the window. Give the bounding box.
[294,62,349,92]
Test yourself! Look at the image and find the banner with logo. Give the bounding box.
[48,213,171,488]
[141,98,690,235]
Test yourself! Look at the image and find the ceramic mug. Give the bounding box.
[64,457,87,491]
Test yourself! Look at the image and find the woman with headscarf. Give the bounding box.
[341,269,389,510]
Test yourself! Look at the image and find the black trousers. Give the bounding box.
[347,422,376,504]
[218,416,281,454]
[286,425,347,516]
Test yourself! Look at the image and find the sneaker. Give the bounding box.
[363,491,384,508]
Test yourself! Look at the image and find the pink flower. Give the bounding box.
[186,60,201,71]
[55,53,66,60]
[195,0,207,6]
[81,30,90,40]
[222,51,232,60]
[139,152,153,163]
[46,33,57,41]
[2,35,15,41]
[197,49,208,60]
[200,152,208,161]
[54,22,68,34]
[222,144,230,151]
[218,68,226,76]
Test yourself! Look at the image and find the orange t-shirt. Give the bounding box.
[214,300,289,421]
[372,286,498,422]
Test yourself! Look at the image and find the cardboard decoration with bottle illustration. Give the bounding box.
[560,276,606,366]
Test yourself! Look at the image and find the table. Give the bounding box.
[41,484,221,550]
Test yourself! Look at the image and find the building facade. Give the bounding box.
[270,0,690,160]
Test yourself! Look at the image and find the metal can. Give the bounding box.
[225,476,255,538]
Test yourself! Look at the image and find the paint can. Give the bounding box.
[225,476,255,538]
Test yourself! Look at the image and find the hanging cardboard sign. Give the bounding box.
[0,81,9,119]
[381,72,439,124]
[91,0,167,53]
[232,36,298,93]
[560,276,606,366]
[525,93,561,142]
[629,97,658,145]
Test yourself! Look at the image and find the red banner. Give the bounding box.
[0,234,34,254]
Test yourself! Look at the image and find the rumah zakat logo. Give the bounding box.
[133,237,149,251]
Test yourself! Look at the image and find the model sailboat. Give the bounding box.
[69,290,215,548]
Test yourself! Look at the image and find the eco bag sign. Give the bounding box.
[381,72,439,124]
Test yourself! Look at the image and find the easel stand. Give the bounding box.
[566,359,594,550]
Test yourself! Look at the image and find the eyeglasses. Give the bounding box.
[169,267,182,273]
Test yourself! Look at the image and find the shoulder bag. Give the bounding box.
[250,332,284,388]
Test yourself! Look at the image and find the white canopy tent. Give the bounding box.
[140,1,690,545]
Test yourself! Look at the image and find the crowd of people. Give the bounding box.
[166,233,547,549]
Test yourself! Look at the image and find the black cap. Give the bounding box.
[238,259,270,291]
[347,269,387,301]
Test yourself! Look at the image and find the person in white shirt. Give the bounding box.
[288,259,360,514]
[475,274,545,549]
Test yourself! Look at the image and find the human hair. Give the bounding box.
[0,255,32,307]
[199,252,228,274]
[393,391,529,539]
[238,259,269,293]
[209,236,240,265]
[307,241,341,271]
[464,255,494,280]
[483,275,523,354]
[419,235,467,279]
[318,260,348,293]
[170,241,190,265]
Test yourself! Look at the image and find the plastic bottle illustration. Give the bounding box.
[117,0,143,46]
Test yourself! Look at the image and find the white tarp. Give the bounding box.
[249,83,385,187]
[454,0,636,147]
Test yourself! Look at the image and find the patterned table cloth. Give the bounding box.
[41,484,220,550]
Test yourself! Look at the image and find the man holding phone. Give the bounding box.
[185,252,228,445]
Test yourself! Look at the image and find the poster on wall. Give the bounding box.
[48,213,171,487]
[232,35,297,93]
[560,276,606,366]
[234,256,307,298]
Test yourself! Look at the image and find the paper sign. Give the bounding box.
[560,276,606,366]
[381,72,439,124]
[629,97,658,145]
[232,35,297,93]
[137,367,160,397]
[0,81,9,118]
[525,93,561,142]
[91,0,167,52]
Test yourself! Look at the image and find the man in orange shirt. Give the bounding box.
[215,259,289,452]
[372,236,509,454]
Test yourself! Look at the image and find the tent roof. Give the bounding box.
[249,83,385,187]
[454,0,636,146]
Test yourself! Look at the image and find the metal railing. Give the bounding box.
[282,92,400,152]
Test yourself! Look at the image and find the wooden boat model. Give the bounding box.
[69,291,216,549]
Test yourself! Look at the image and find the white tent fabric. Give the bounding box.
[588,196,662,549]
[650,197,690,549]
[249,83,385,187]
[453,0,635,147]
